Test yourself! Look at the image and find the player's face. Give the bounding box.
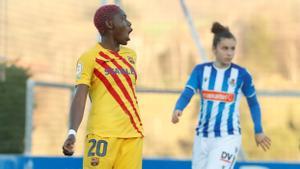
[213,38,236,67]
[111,9,132,45]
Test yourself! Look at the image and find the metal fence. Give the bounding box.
[24,79,300,161]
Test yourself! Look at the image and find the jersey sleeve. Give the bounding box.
[75,54,95,87]
[174,87,195,111]
[241,69,256,98]
[185,65,201,93]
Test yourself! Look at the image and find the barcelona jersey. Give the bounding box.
[76,43,143,138]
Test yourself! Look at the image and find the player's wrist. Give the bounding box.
[68,129,77,136]
[254,126,263,134]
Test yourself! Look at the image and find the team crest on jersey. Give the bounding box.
[204,77,208,82]
[127,56,135,64]
[90,157,99,166]
[229,78,236,87]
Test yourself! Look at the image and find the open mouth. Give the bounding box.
[128,28,133,34]
[127,28,133,40]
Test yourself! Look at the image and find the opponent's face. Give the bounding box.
[111,9,132,45]
[213,38,236,67]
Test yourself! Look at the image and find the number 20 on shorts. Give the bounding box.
[88,139,108,157]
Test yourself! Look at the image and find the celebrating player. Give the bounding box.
[62,4,143,169]
[172,22,271,169]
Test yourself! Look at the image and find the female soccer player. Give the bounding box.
[172,22,271,169]
[62,5,143,169]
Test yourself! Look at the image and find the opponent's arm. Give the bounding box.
[246,95,271,151]
[246,95,262,134]
[242,69,271,151]
[172,87,195,124]
[172,65,201,124]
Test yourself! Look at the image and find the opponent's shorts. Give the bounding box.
[192,134,241,169]
[83,134,143,169]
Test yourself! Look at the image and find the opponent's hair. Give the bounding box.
[211,22,235,48]
[94,4,121,34]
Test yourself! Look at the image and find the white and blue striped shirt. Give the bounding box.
[176,62,261,138]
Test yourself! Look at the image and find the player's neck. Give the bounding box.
[100,36,120,52]
[213,61,231,69]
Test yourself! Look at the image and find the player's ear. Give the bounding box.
[105,20,114,30]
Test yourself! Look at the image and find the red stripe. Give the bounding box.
[109,51,137,80]
[93,68,143,137]
[95,57,142,126]
[107,51,139,110]
[100,52,136,96]
[99,52,139,111]
[99,52,142,126]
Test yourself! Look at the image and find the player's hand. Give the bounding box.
[171,109,183,124]
[62,134,76,156]
[255,133,271,151]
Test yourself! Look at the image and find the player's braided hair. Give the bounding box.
[211,22,236,48]
[94,4,121,35]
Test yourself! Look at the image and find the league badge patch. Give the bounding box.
[76,63,83,79]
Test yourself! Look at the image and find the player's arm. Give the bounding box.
[242,70,271,151]
[63,54,94,156]
[172,65,200,124]
[62,84,89,156]
[69,84,89,131]
[172,87,195,123]
[246,95,262,134]
[246,94,271,151]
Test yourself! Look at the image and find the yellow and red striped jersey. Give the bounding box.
[75,43,143,138]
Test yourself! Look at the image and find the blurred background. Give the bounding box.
[0,0,299,163]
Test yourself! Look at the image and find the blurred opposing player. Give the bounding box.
[172,22,271,169]
[62,4,143,169]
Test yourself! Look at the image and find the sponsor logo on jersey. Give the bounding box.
[220,151,234,163]
[202,90,234,102]
[91,157,99,166]
[105,68,135,75]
